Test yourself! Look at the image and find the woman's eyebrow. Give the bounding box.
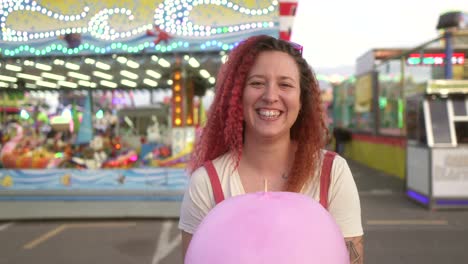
[246,75,297,84]
[246,74,265,81]
[278,76,297,83]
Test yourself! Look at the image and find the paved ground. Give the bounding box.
[350,160,468,263]
[1,159,468,264]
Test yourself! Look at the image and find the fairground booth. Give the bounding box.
[333,11,468,209]
[0,0,299,219]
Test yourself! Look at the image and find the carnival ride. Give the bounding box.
[0,0,286,219]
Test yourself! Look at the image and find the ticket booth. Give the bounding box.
[405,80,468,209]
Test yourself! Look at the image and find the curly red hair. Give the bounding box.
[189,35,328,192]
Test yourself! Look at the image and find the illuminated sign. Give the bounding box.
[426,80,468,94]
[407,53,465,65]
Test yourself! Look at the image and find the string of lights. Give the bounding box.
[0,0,278,56]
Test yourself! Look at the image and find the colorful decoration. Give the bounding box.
[186,192,348,264]
[117,174,125,184]
[101,150,138,169]
[1,147,56,169]
[0,123,56,169]
[1,175,13,188]
[152,145,190,168]
[154,0,278,37]
[0,123,23,160]
[59,33,82,48]
[0,168,187,191]
[146,25,172,45]
[61,174,72,186]
[0,0,279,56]
[146,116,162,143]
[172,69,184,127]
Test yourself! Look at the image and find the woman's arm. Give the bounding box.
[179,166,214,261]
[181,231,193,261]
[345,235,364,264]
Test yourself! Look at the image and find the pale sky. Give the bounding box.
[291,0,467,74]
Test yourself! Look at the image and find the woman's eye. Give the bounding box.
[280,83,293,88]
[250,81,264,86]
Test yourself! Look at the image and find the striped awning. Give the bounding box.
[279,0,298,41]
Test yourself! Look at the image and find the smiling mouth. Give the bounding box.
[256,109,282,120]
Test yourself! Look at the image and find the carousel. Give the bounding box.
[0,0,293,219]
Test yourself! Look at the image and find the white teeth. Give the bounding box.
[258,110,280,118]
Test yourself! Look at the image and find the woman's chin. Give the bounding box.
[249,128,289,140]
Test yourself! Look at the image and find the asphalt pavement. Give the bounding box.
[349,159,468,264]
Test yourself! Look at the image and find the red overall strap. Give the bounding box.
[204,161,225,205]
[319,151,337,210]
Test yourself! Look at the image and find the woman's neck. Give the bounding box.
[241,134,295,178]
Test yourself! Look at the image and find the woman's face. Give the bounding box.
[242,51,301,140]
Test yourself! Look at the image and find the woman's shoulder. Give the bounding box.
[321,149,348,169]
[210,152,237,179]
[315,150,352,186]
[320,150,355,190]
[190,152,234,185]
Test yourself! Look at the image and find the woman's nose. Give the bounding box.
[261,85,279,103]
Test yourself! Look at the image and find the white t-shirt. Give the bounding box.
[178,151,363,238]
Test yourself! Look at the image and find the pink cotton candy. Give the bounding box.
[185,191,349,264]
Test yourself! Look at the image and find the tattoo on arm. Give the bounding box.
[346,236,364,264]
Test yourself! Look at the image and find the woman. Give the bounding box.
[179,35,364,263]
